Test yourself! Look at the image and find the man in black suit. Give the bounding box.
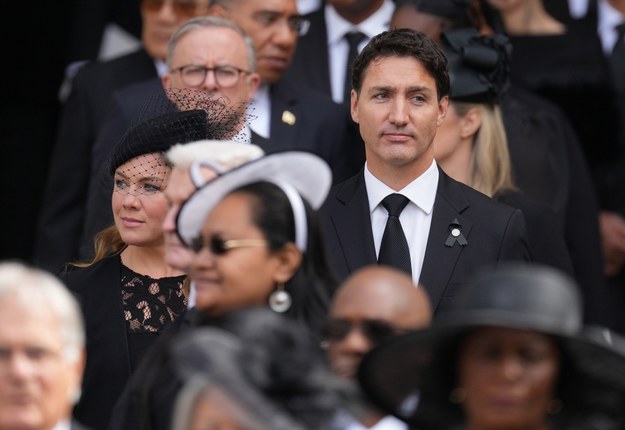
[35,0,212,274]
[208,0,353,180]
[285,0,393,104]
[320,29,531,314]
[284,0,395,179]
[0,261,92,430]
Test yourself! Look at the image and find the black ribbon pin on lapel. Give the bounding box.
[445,218,467,247]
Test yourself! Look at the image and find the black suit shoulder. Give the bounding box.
[284,8,330,95]
[496,190,573,275]
[269,78,355,182]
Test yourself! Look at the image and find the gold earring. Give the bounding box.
[449,387,466,404]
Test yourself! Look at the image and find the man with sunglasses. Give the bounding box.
[325,265,431,430]
[36,0,212,275]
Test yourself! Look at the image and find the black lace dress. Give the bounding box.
[120,262,187,370]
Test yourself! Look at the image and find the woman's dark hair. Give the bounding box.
[232,181,336,338]
[351,28,450,101]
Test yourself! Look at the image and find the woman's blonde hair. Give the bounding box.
[453,101,516,197]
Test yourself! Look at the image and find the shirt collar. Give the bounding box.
[154,58,168,78]
[598,0,625,53]
[52,419,72,430]
[324,0,394,45]
[364,159,438,215]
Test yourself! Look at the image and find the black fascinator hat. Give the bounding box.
[441,27,511,103]
[109,109,209,175]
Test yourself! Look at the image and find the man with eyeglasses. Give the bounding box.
[35,0,212,275]
[75,16,268,258]
[324,265,431,430]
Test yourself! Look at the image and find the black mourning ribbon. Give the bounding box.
[445,218,468,247]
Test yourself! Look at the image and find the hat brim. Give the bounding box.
[358,321,625,428]
[176,151,332,246]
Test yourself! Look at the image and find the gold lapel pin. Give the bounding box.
[282,110,296,126]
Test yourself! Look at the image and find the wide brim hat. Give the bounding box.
[357,263,625,428]
[176,150,332,247]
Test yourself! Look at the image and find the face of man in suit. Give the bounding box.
[163,165,218,273]
[141,0,211,61]
[351,55,448,187]
[210,0,305,84]
[0,293,85,430]
[324,266,431,380]
[163,25,261,118]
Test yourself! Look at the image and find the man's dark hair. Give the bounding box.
[351,28,450,101]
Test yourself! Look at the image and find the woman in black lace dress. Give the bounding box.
[60,110,216,430]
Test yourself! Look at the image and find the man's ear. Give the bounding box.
[350,90,360,124]
[273,243,303,284]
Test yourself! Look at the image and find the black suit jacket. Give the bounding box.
[284,10,371,182]
[284,9,332,96]
[61,256,131,430]
[71,419,96,430]
[35,49,158,274]
[320,167,531,313]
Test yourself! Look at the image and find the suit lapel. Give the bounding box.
[302,10,332,94]
[269,80,299,148]
[419,170,473,312]
[331,173,378,272]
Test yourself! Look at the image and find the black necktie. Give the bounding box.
[378,194,412,276]
[344,31,366,104]
[609,23,625,93]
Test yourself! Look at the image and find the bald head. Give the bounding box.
[325,265,431,380]
[330,266,432,328]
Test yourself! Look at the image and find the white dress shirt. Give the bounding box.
[53,420,71,430]
[597,0,625,54]
[324,0,394,103]
[248,83,271,139]
[364,160,438,285]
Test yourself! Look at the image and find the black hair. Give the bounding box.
[232,181,336,338]
[351,28,450,101]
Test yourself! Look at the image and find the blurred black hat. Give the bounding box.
[358,263,625,429]
[108,109,210,175]
[441,27,511,103]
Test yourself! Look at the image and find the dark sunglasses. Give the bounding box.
[323,319,408,345]
[190,236,269,255]
[143,0,205,15]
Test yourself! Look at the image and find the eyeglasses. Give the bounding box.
[190,236,269,255]
[142,0,206,15]
[323,319,408,345]
[171,65,251,88]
